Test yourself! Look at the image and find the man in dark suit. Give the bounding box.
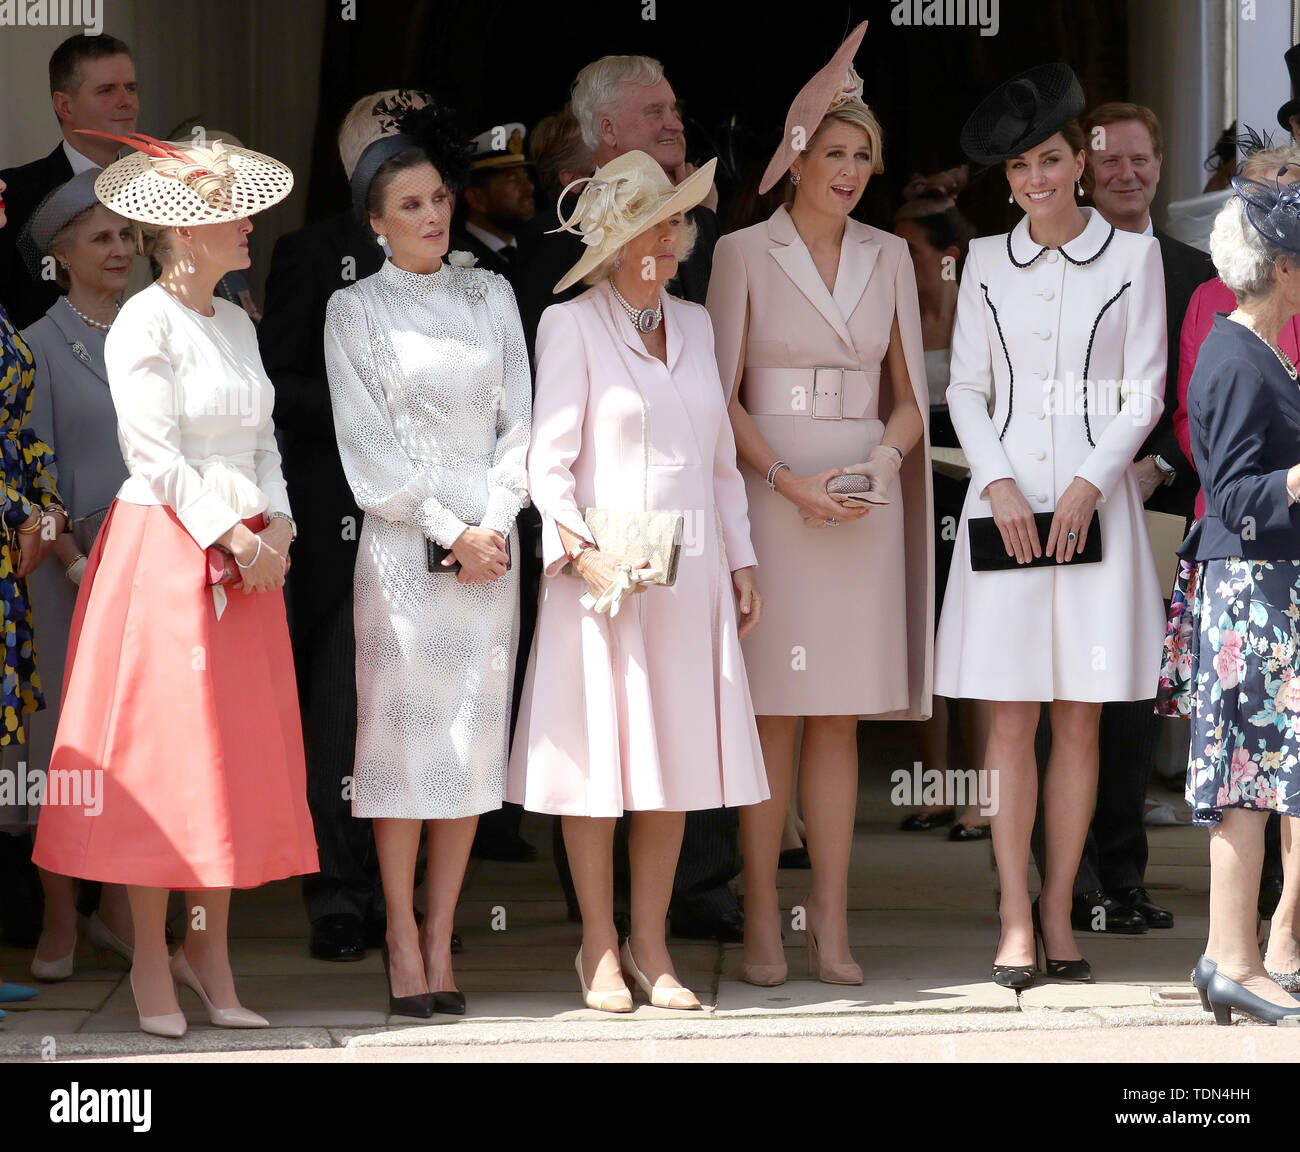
[516,55,738,943]
[259,90,426,962]
[449,122,535,293]
[0,33,137,330]
[1063,103,1216,934]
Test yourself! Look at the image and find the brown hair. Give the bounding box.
[1083,102,1164,159]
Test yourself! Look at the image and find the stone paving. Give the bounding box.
[0,725,1216,1058]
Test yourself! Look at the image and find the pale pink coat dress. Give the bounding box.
[706,205,934,719]
[506,283,770,817]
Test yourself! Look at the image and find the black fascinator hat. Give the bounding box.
[959,63,1086,166]
[1231,165,1300,254]
[350,103,474,214]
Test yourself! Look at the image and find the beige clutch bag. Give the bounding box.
[565,508,685,587]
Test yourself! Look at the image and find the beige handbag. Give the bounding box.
[565,508,685,587]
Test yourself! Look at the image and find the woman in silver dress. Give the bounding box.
[325,107,531,1018]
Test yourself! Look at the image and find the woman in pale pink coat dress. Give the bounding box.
[507,151,768,1013]
[706,23,933,988]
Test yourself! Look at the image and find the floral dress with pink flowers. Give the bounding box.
[1169,556,1300,826]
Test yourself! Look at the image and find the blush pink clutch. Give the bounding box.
[826,474,890,506]
[206,547,241,586]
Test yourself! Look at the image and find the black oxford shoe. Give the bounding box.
[1070,890,1148,935]
[310,913,366,962]
[1109,887,1174,929]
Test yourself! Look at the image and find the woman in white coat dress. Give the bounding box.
[934,66,1167,988]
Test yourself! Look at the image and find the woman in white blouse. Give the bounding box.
[33,134,318,1038]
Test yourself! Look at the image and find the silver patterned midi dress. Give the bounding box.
[324,259,531,819]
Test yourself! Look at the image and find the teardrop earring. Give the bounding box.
[377,234,392,259]
[1008,193,1014,204]
[184,248,196,275]
[1076,181,1084,197]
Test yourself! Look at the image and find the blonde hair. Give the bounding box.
[571,55,665,152]
[806,101,885,175]
[1241,144,1300,180]
[133,220,178,267]
[583,213,699,286]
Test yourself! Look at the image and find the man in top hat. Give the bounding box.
[450,122,535,290]
[1280,44,1300,143]
[0,32,137,330]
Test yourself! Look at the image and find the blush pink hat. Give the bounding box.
[759,21,869,196]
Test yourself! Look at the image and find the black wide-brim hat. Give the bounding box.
[959,63,1086,166]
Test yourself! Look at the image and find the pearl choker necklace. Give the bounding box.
[63,295,117,332]
[610,281,663,333]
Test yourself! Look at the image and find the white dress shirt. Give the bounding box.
[61,139,100,175]
[104,283,291,548]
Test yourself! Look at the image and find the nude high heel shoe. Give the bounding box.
[87,912,134,964]
[170,949,269,1028]
[619,941,701,1010]
[805,912,863,986]
[129,968,187,1039]
[575,951,632,1013]
[30,938,75,982]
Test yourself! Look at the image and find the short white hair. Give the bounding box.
[1210,195,1290,304]
[571,55,665,152]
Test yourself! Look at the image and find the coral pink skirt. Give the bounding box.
[33,501,319,889]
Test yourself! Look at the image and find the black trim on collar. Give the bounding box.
[1006,223,1117,270]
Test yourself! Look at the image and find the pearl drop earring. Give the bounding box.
[184,248,196,275]
[1008,193,1014,204]
[1076,181,1084,197]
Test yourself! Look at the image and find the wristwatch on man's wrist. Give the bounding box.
[1151,455,1176,487]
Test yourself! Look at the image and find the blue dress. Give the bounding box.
[0,304,61,745]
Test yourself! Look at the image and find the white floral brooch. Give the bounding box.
[447,250,477,269]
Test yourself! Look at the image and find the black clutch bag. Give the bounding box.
[428,530,512,574]
[968,511,1102,571]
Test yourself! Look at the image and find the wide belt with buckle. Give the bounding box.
[740,366,879,420]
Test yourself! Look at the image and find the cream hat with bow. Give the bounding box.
[551,150,716,294]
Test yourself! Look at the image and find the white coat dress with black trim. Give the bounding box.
[934,207,1168,702]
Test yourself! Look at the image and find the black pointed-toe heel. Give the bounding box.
[992,964,1035,990]
[1206,970,1300,1026]
[1032,899,1093,982]
[381,944,436,1019]
[1190,955,1216,1013]
[432,990,466,1015]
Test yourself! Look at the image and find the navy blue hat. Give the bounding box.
[1231,166,1300,253]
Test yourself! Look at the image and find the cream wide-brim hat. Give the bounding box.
[552,151,716,294]
[92,143,293,227]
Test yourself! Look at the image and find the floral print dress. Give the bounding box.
[0,305,61,746]
[1158,555,1300,825]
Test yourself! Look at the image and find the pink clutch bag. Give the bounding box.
[206,547,241,586]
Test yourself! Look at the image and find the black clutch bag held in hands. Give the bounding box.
[968,510,1102,571]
